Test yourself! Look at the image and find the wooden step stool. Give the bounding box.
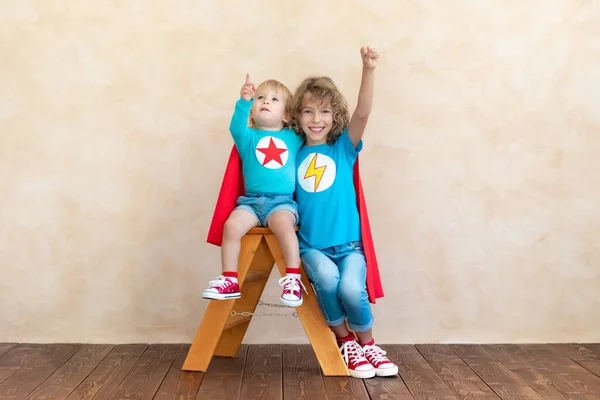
[182,227,349,376]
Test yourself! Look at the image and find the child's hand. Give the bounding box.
[360,46,379,70]
[240,73,255,101]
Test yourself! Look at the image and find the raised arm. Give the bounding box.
[229,73,256,139]
[348,46,380,148]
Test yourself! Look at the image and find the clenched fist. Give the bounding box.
[360,46,379,69]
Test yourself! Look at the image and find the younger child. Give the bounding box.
[202,74,306,307]
[291,47,398,378]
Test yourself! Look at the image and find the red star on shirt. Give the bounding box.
[256,137,287,166]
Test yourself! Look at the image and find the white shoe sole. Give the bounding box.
[280,296,302,307]
[375,365,399,377]
[349,368,376,379]
[202,291,241,300]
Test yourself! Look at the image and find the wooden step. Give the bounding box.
[224,315,252,330]
[244,271,269,283]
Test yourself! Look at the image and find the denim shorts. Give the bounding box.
[235,193,299,227]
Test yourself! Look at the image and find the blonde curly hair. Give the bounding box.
[289,76,350,144]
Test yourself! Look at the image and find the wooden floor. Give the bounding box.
[0,343,599,399]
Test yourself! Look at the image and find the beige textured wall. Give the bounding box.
[1,0,599,344]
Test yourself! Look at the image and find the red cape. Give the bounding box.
[206,146,384,303]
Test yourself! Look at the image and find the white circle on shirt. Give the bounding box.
[297,153,336,193]
[255,136,289,169]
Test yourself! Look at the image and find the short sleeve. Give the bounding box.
[338,129,362,164]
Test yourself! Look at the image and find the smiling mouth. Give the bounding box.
[309,127,325,133]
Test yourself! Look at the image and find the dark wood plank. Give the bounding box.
[554,344,600,362]
[0,368,19,385]
[153,344,203,400]
[0,345,18,361]
[108,343,181,399]
[1,342,597,400]
[516,367,599,400]
[282,344,326,400]
[392,345,457,400]
[519,343,591,365]
[0,345,18,386]
[0,365,60,400]
[518,344,600,396]
[416,344,499,400]
[22,344,114,400]
[66,343,147,400]
[481,344,538,367]
[323,376,370,400]
[585,345,600,357]
[363,345,414,400]
[195,345,247,400]
[483,344,595,399]
[580,361,600,379]
[553,343,600,378]
[450,345,543,400]
[239,344,282,400]
[0,344,19,384]
[0,344,44,367]
[0,344,81,367]
[0,344,81,400]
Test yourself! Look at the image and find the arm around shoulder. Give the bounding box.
[348,46,380,148]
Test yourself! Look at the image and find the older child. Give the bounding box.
[202,74,306,307]
[291,47,398,378]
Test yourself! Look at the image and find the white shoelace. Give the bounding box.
[363,345,389,364]
[208,275,234,289]
[340,341,368,365]
[278,275,307,293]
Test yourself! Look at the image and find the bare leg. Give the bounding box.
[331,322,352,340]
[331,324,373,345]
[355,329,373,345]
[221,209,259,273]
[267,210,299,270]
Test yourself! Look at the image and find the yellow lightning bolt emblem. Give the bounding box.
[304,154,327,192]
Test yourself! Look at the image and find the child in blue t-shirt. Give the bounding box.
[290,47,398,379]
[202,74,306,307]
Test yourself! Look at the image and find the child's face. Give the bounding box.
[250,88,288,131]
[300,93,333,145]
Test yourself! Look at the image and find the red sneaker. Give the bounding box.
[202,275,241,300]
[362,344,398,376]
[278,275,307,307]
[340,340,375,379]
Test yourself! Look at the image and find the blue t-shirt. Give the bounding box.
[295,129,362,250]
[230,98,303,196]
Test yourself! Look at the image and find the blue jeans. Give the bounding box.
[235,193,299,227]
[301,241,373,332]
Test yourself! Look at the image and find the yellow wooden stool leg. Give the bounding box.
[214,236,274,357]
[182,234,263,371]
[183,228,349,376]
[265,235,349,376]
